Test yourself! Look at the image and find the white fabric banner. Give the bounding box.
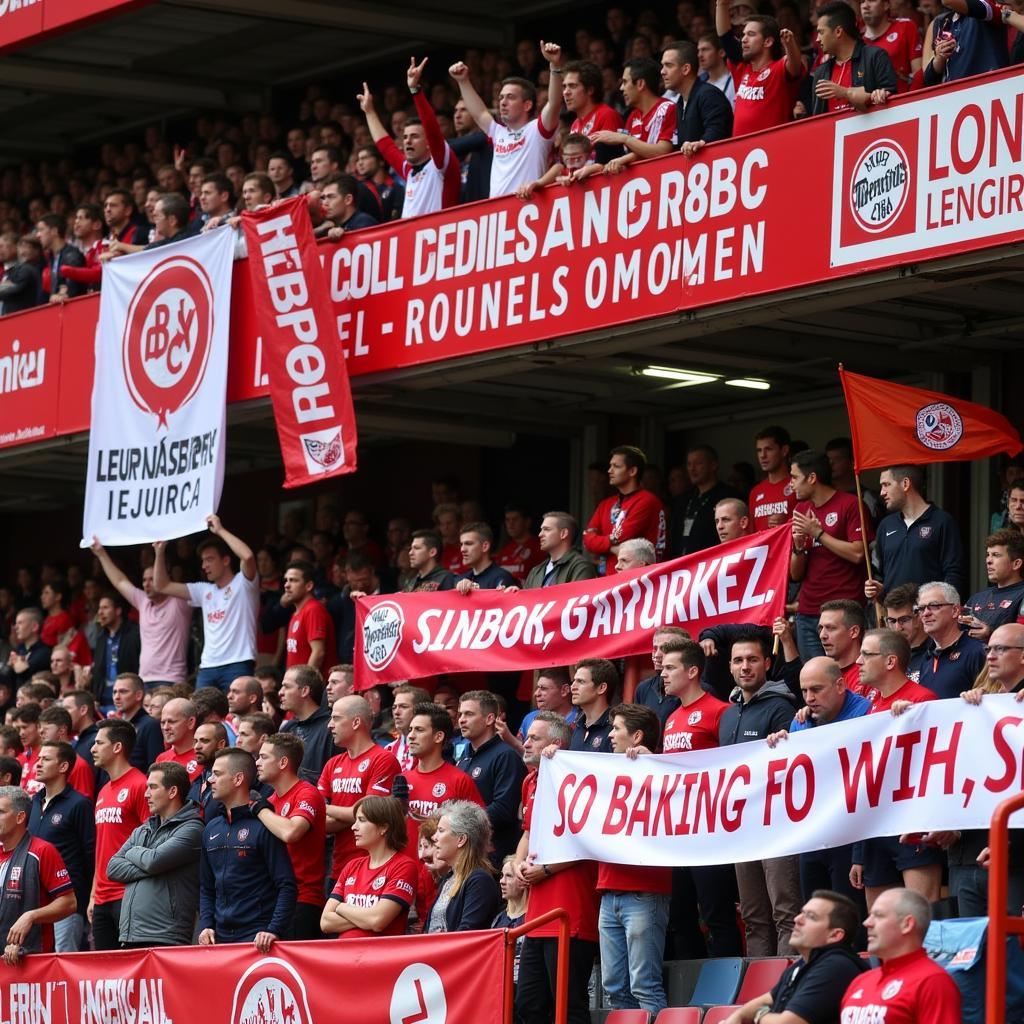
[532,695,1024,867]
[81,229,234,546]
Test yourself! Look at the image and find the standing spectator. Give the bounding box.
[749,426,796,532]
[254,732,327,940]
[267,152,299,199]
[455,524,519,591]
[962,529,1024,640]
[916,582,986,698]
[864,465,966,603]
[882,583,930,681]
[569,659,617,753]
[37,708,94,799]
[155,698,201,782]
[56,203,106,294]
[515,668,579,748]
[28,741,94,952]
[13,706,42,797]
[198,748,296,950]
[671,444,740,557]
[102,189,147,247]
[385,684,430,773]
[714,5,806,135]
[850,631,943,907]
[226,675,263,730]
[561,59,624,164]
[449,99,493,204]
[237,713,275,758]
[316,174,379,238]
[591,58,675,174]
[405,530,458,592]
[106,761,203,948]
[661,41,733,160]
[634,627,689,726]
[111,673,164,772]
[697,32,738,106]
[600,704,673,1016]
[427,801,500,932]
[91,538,191,687]
[583,446,667,574]
[8,609,51,686]
[515,712,598,1024]
[0,236,43,315]
[354,146,398,221]
[924,0,1008,83]
[358,57,460,217]
[790,450,872,661]
[186,722,229,820]
[318,695,400,885]
[524,512,597,588]
[817,600,867,694]
[89,720,150,951]
[90,594,141,711]
[449,42,565,197]
[862,0,924,90]
[281,560,335,671]
[494,505,543,585]
[719,632,800,956]
[321,796,418,938]
[840,889,961,1023]
[279,665,335,784]
[63,690,100,768]
[0,786,75,963]
[154,516,259,692]
[456,690,526,863]
[811,2,898,113]
[35,213,86,301]
[38,582,74,649]
[714,499,750,542]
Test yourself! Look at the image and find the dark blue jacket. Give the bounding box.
[918,631,986,699]
[633,673,681,727]
[463,563,518,589]
[281,705,336,785]
[199,803,296,941]
[719,681,797,746]
[873,504,966,599]
[676,77,733,145]
[457,734,526,862]
[28,784,95,914]
[569,707,614,753]
[428,868,501,932]
[127,708,164,774]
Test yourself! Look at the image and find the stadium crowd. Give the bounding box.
[2,0,1023,311]
[0,429,1020,1023]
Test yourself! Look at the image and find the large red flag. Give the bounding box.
[839,366,1021,472]
[241,198,357,486]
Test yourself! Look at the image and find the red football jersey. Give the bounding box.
[494,537,543,584]
[840,948,961,1024]
[868,678,936,714]
[93,768,150,904]
[732,57,806,136]
[405,761,484,834]
[19,747,41,797]
[583,489,667,573]
[270,779,327,906]
[624,99,676,145]
[330,852,418,939]
[864,19,922,91]
[571,103,623,137]
[662,692,729,753]
[155,746,202,782]
[749,478,797,532]
[285,597,336,669]
[0,837,73,953]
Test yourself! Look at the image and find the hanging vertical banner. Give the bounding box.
[241,197,358,487]
[81,228,234,547]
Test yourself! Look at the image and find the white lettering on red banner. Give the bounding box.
[531,695,1024,867]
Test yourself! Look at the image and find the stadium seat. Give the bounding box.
[688,958,744,1008]
[736,958,791,1002]
[664,960,706,1007]
[654,1008,701,1024]
[604,1012,651,1024]
[702,1007,742,1024]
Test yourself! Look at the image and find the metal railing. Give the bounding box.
[986,790,1024,1024]
[504,909,570,1024]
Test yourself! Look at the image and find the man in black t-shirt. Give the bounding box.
[670,444,739,557]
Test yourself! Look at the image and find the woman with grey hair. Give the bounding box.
[426,800,500,932]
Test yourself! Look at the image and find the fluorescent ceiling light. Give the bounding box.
[725,378,771,390]
[639,365,721,386]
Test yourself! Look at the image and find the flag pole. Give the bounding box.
[840,363,884,626]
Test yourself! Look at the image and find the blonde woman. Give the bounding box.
[427,800,500,932]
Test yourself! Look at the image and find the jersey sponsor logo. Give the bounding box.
[362,600,405,672]
[395,878,415,897]
[432,782,447,798]
[207,609,227,625]
[687,710,703,726]
[372,874,387,890]
[881,979,903,1000]
[663,731,693,752]
[333,777,364,794]
[345,892,380,908]
[298,800,316,815]
[345,875,357,886]
[915,402,963,451]
[1000,599,1013,608]
[825,512,838,527]
[230,957,313,1024]
[0,338,46,396]
[95,806,124,824]
[737,83,765,101]
[848,138,911,234]
[117,788,129,802]
[237,828,249,840]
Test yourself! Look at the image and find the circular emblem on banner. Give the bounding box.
[122,255,215,428]
[230,957,313,1024]
[362,600,405,672]
[389,963,447,1024]
[849,138,910,234]
[432,783,447,798]
[915,402,963,450]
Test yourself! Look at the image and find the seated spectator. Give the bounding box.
[662,40,733,158]
[724,890,867,1024]
[812,2,897,114]
[0,236,43,315]
[924,0,1008,83]
[840,889,961,1023]
[316,174,379,239]
[962,528,1024,640]
[321,795,417,938]
[428,800,501,932]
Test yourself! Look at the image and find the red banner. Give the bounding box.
[841,366,1022,471]
[241,198,358,487]
[355,525,790,687]
[0,0,148,52]
[0,929,505,1024]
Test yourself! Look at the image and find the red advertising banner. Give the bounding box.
[241,198,358,487]
[0,302,60,448]
[0,929,505,1024]
[354,525,790,687]
[0,0,148,52]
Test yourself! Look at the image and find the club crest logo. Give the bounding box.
[237,828,250,841]
[300,426,345,476]
[118,788,129,803]
[122,255,214,428]
[688,711,703,726]
[362,600,404,672]
[825,512,838,527]
[882,979,903,1000]
[916,402,963,451]
[848,138,910,234]
[432,783,447,798]
[231,957,314,1024]
[372,875,386,890]
[358,758,370,773]
[919,526,933,539]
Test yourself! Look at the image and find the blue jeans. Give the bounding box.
[196,660,255,692]
[54,912,86,952]
[795,614,825,661]
[599,891,670,1014]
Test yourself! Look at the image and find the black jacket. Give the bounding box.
[45,243,86,299]
[718,680,797,746]
[428,868,501,932]
[127,708,164,775]
[281,705,336,785]
[676,78,734,145]
[810,40,898,116]
[91,621,142,701]
[698,623,803,702]
[0,261,42,315]
[770,943,868,1022]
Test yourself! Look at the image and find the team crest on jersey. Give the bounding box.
[358,758,370,772]
[51,813,62,825]
[372,875,386,890]
[757,66,771,81]
[117,788,129,802]
[950,651,961,661]
[290,620,299,632]
[825,512,838,527]
[187,759,198,774]
[881,979,903,1000]
[887,30,898,41]
[591,737,602,748]
[1001,599,1013,608]
[687,710,703,726]
[471,767,482,778]
[919,526,932,539]
[281,803,291,816]
[783,483,793,496]
[237,828,249,840]
[432,783,447,798]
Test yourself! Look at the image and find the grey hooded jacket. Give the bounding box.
[107,801,203,946]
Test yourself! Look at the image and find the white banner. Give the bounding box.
[532,695,1024,867]
[81,229,234,546]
